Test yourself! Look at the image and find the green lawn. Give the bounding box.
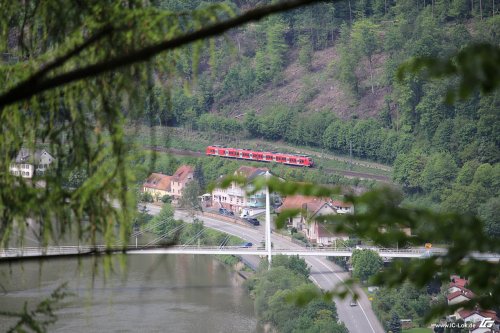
[403,328,433,333]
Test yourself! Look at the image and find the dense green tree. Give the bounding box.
[420,153,458,199]
[441,183,489,214]
[351,19,379,93]
[243,111,261,137]
[351,249,383,282]
[393,151,427,193]
[335,23,360,95]
[454,160,481,186]
[194,163,206,192]
[179,180,202,214]
[298,34,313,71]
[271,255,311,278]
[388,312,402,333]
[148,203,179,237]
[265,16,289,84]
[479,197,500,238]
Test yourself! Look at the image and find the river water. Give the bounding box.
[0,254,260,332]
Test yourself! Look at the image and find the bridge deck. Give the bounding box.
[1,246,498,261]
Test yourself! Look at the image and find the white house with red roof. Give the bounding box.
[211,166,273,214]
[277,196,350,245]
[447,288,475,306]
[444,275,500,332]
[457,308,499,328]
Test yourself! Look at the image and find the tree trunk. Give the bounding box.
[369,56,374,94]
[480,0,483,19]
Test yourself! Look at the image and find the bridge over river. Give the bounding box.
[2,244,499,261]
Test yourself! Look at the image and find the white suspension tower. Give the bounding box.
[265,171,272,269]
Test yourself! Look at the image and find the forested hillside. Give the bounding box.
[148,0,499,235]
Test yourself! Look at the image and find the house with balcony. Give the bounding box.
[211,166,277,215]
[9,148,54,178]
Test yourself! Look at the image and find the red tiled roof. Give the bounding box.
[278,195,332,215]
[450,275,468,289]
[172,165,194,183]
[447,288,474,301]
[278,195,312,211]
[458,308,499,322]
[143,173,171,191]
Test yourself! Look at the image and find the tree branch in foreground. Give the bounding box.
[0,0,326,109]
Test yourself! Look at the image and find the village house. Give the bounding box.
[211,166,272,215]
[457,309,499,329]
[170,165,195,198]
[9,148,55,178]
[447,288,475,306]
[143,165,194,202]
[143,173,172,201]
[445,276,500,332]
[277,195,350,245]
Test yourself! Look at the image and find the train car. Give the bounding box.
[206,145,314,167]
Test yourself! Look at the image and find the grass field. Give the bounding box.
[403,328,433,333]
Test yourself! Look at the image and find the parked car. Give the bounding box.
[244,218,260,226]
[218,208,234,216]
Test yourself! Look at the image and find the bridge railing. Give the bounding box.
[4,245,494,260]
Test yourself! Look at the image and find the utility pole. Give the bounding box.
[265,171,272,269]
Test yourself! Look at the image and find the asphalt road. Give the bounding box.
[145,206,385,333]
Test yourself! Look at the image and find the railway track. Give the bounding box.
[144,145,392,182]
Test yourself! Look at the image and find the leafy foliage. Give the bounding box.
[247,256,347,332]
[351,249,383,282]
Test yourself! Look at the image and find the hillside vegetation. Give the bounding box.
[146,0,499,235]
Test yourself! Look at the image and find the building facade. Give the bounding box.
[9,149,54,178]
[143,165,194,201]
[211,166,272,214]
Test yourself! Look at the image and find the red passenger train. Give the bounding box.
[206,145,314,167]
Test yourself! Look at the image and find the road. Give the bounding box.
[144,205,385,333]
